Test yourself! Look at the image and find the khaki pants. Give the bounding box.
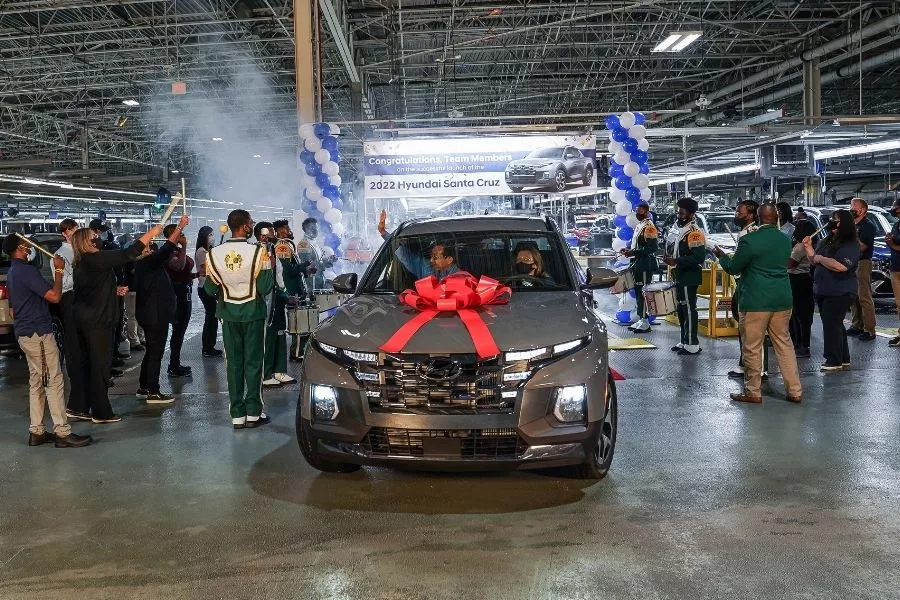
[892,272,900,334]
[851,259,876,334]
[18,333,71,437]
[739,310,803,399]
[124,291,144,345]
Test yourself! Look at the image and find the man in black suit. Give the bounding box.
[133,215,189,404]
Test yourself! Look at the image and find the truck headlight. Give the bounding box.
[552,385,586,423]
[311,384,339,421]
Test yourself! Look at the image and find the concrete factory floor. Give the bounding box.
[1,297,899,600]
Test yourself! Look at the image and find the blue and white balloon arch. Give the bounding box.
[297,122,345,256]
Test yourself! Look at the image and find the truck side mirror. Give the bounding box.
[331,272,357,294]
[583,267,619,290]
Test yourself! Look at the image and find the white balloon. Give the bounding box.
[614,151,631,166]
[304,136,322,152]
[623,162,640,178]
[314,149,331,165]
[607,141,623,156]
[328,123,341,136]
[323,161,340,176]
[626,213,640,229]
[324,207,342,224]
[637,138,650,152]
[331,222,345,236]
[619,112,636,129]
[305,187,323,201]
[615,200,632,216]
[328,174,342,187]
[628,124,647,140]
[299,123,316,139]
[631,174,649,188]
[316,197,333,213]
[611,238,627,252]
[640,187,652,201]
[322,246,335,258]
[610,188,627,202]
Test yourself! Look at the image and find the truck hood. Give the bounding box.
[314,291,593,355]
[508,158,559,168]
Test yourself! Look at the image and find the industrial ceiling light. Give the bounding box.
[212,137,223,142]
[253,154,262,158]
[649,163,760,186]
[814,139,900,160]
[652,31,702,53]
[122,99,140,107]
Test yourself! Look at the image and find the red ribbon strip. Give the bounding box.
[379,271,511,359]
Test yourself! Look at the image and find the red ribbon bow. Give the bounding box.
[379,271,511,359]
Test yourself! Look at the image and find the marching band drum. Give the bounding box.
[643,281,678,316]
[609,267,636,295]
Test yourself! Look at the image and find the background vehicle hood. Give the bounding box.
[509,158,559,168]
[315,292,593,355]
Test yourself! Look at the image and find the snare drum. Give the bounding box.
[643,282,678,316]
[286,305,318,335]
[314,290,342,312]
[610,267,636,295]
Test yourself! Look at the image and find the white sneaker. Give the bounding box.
[274,373,296,384]
[630,318,651,333]
[262,378,282,387]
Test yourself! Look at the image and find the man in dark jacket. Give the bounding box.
[164,221,195,378]
[662,197,706,356]
[134,215,189,403]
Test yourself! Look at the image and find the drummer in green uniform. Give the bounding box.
[204,209,275,429]
[619,201,658,333]
[662,197,706,356]
[273,219,312,363]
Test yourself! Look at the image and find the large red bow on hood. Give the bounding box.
[379,271,511,359]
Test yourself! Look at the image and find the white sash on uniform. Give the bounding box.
[206,239,266,304]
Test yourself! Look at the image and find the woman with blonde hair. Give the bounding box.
[513,246,549,278]
[67,224,162,423]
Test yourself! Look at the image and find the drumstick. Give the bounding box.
[158,193,182,227]
[722,221,737,243]
[14,232,55,259]
[180,177,188,216]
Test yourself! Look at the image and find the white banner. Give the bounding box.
[363,135,597,199]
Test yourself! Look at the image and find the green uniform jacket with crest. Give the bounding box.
[673,223,707,287]
[629,219,659,277]
[275,240,308,297]
[718,224,792,312]
[203,238,275,322]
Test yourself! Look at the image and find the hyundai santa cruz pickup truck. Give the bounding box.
[296,215,620,478]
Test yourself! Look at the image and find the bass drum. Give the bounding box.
[643,281,678,316]
[286,306,319,335]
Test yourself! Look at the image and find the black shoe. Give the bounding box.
[91,414,122,424]
[136,388,149,399]
[202,349,224,357]
[66,410,92,421]
[106,379,114,388]
[167,366,192,378]
[795,347,811,358]
[110,368,124,377]
[889,336,900,348]
[28,432,55,446]
[112,358,125,368]
[146,393,176,405]
[54,433,93,448]
[289,355,303,363]
[845,327,863,336]
[671,345,684,352]
[678,348,702,356]
[244,415,271,429]
[857,332,876,341]
[728,369,744,378]
[114,352,130,360]
[130,344,145,352]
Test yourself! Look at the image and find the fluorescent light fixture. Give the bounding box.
[212,137,223,141]
[262,162,271,165]
[652,31,701,53]
[122,99,140,107]
[814,139,900,160]
[253,154,262,158]
[170,170,179,174]
[649,163,760,186]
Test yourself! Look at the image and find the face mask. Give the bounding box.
[26,248,36,262]
[92,238,102,249]
[676,218,688,227]
[514,262,533,275]
[733,217,745,228]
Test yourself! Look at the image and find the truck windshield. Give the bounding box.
[362,231,574,293]
[525,148,564,159]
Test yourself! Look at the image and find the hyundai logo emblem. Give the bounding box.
[419,358,462,382]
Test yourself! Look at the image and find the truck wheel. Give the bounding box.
[582,165,594,185]
[509,186,524,193]
[573,374,617,479]
[553,169,568,192]
[296,413,361,473]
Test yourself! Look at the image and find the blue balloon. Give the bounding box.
[628,289,637,298]
[639,162,650,175]
[323,185,341,201]
[326,233,341,248]
[314,122,331,139]
[625,187,641,203]
[611,127,629,143]
[330,196,343,211]
[622,138,638,153]
[632,199,644,211]
[605,115,621,130]
[615,176,632,191]
[630,150,648,164]
[613,214,628,228]
[609,162,624,178]
[330,150,342,164]
[299,149,316,166]
[320,220,332,234]
[616,226,634,241]
[616,309,632,323]
[333,247,343,258]
[321,136,339,153]
[634,112,646,125]
[303,199,317,214]
[315,173,330,189]
[305,162,321,177]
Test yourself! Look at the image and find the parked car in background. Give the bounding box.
[505,146,594,193]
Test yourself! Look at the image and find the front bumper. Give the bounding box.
[505,171,552,185]
[298,334,609,470]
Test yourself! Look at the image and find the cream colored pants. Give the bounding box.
[851,259,876,334]
[18,333,71,437]
[892,272,900,334]
[739,310,803,399]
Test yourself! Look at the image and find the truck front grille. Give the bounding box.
[362,427,527,459]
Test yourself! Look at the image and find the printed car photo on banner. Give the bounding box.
[363,135,597,198]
